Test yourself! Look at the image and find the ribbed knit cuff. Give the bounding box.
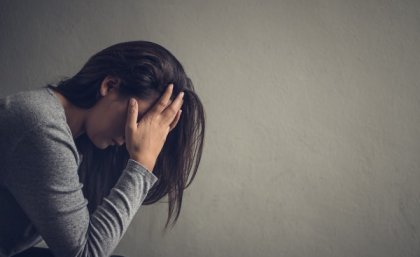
[127,158,159,184]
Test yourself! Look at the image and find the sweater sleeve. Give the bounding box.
[4,122,158,257]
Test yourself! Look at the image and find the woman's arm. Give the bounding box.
[4,122,158,257]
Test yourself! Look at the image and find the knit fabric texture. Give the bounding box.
[0,86,158,257]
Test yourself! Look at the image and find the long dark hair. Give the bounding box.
[45,41,205,232]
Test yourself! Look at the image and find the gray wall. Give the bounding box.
[1,0,420,256]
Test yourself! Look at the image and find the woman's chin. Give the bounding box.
[93,138,115,149]
[94,141,109,150]
[105,141,116,149]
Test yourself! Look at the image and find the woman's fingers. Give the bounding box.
[162,91,184,125]
[149,83,184,127]
[124,84,184,166]
[169,109,182,132]
[152,84,174,115]
[126,98,138,130]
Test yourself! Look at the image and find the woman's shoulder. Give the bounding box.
[1,86,68,131]
[0,86,73,157]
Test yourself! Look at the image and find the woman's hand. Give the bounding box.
[125,84,184,172]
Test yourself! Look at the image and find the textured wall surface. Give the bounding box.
[1,0,419,256]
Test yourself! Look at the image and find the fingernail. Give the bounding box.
[130,98,136,106]
[180,92,184,98]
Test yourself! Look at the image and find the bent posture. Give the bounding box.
[0,41,205,257]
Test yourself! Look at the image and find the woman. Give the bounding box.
[0,41,205,257]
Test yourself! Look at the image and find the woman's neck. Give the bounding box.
[51,90,87,139]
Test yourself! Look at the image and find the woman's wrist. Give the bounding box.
[130,155,155,172]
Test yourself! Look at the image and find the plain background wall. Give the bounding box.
[1,0,420,256]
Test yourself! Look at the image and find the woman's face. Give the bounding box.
[85,78,159,149]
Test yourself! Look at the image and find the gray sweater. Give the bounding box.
[0,86,159,257]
